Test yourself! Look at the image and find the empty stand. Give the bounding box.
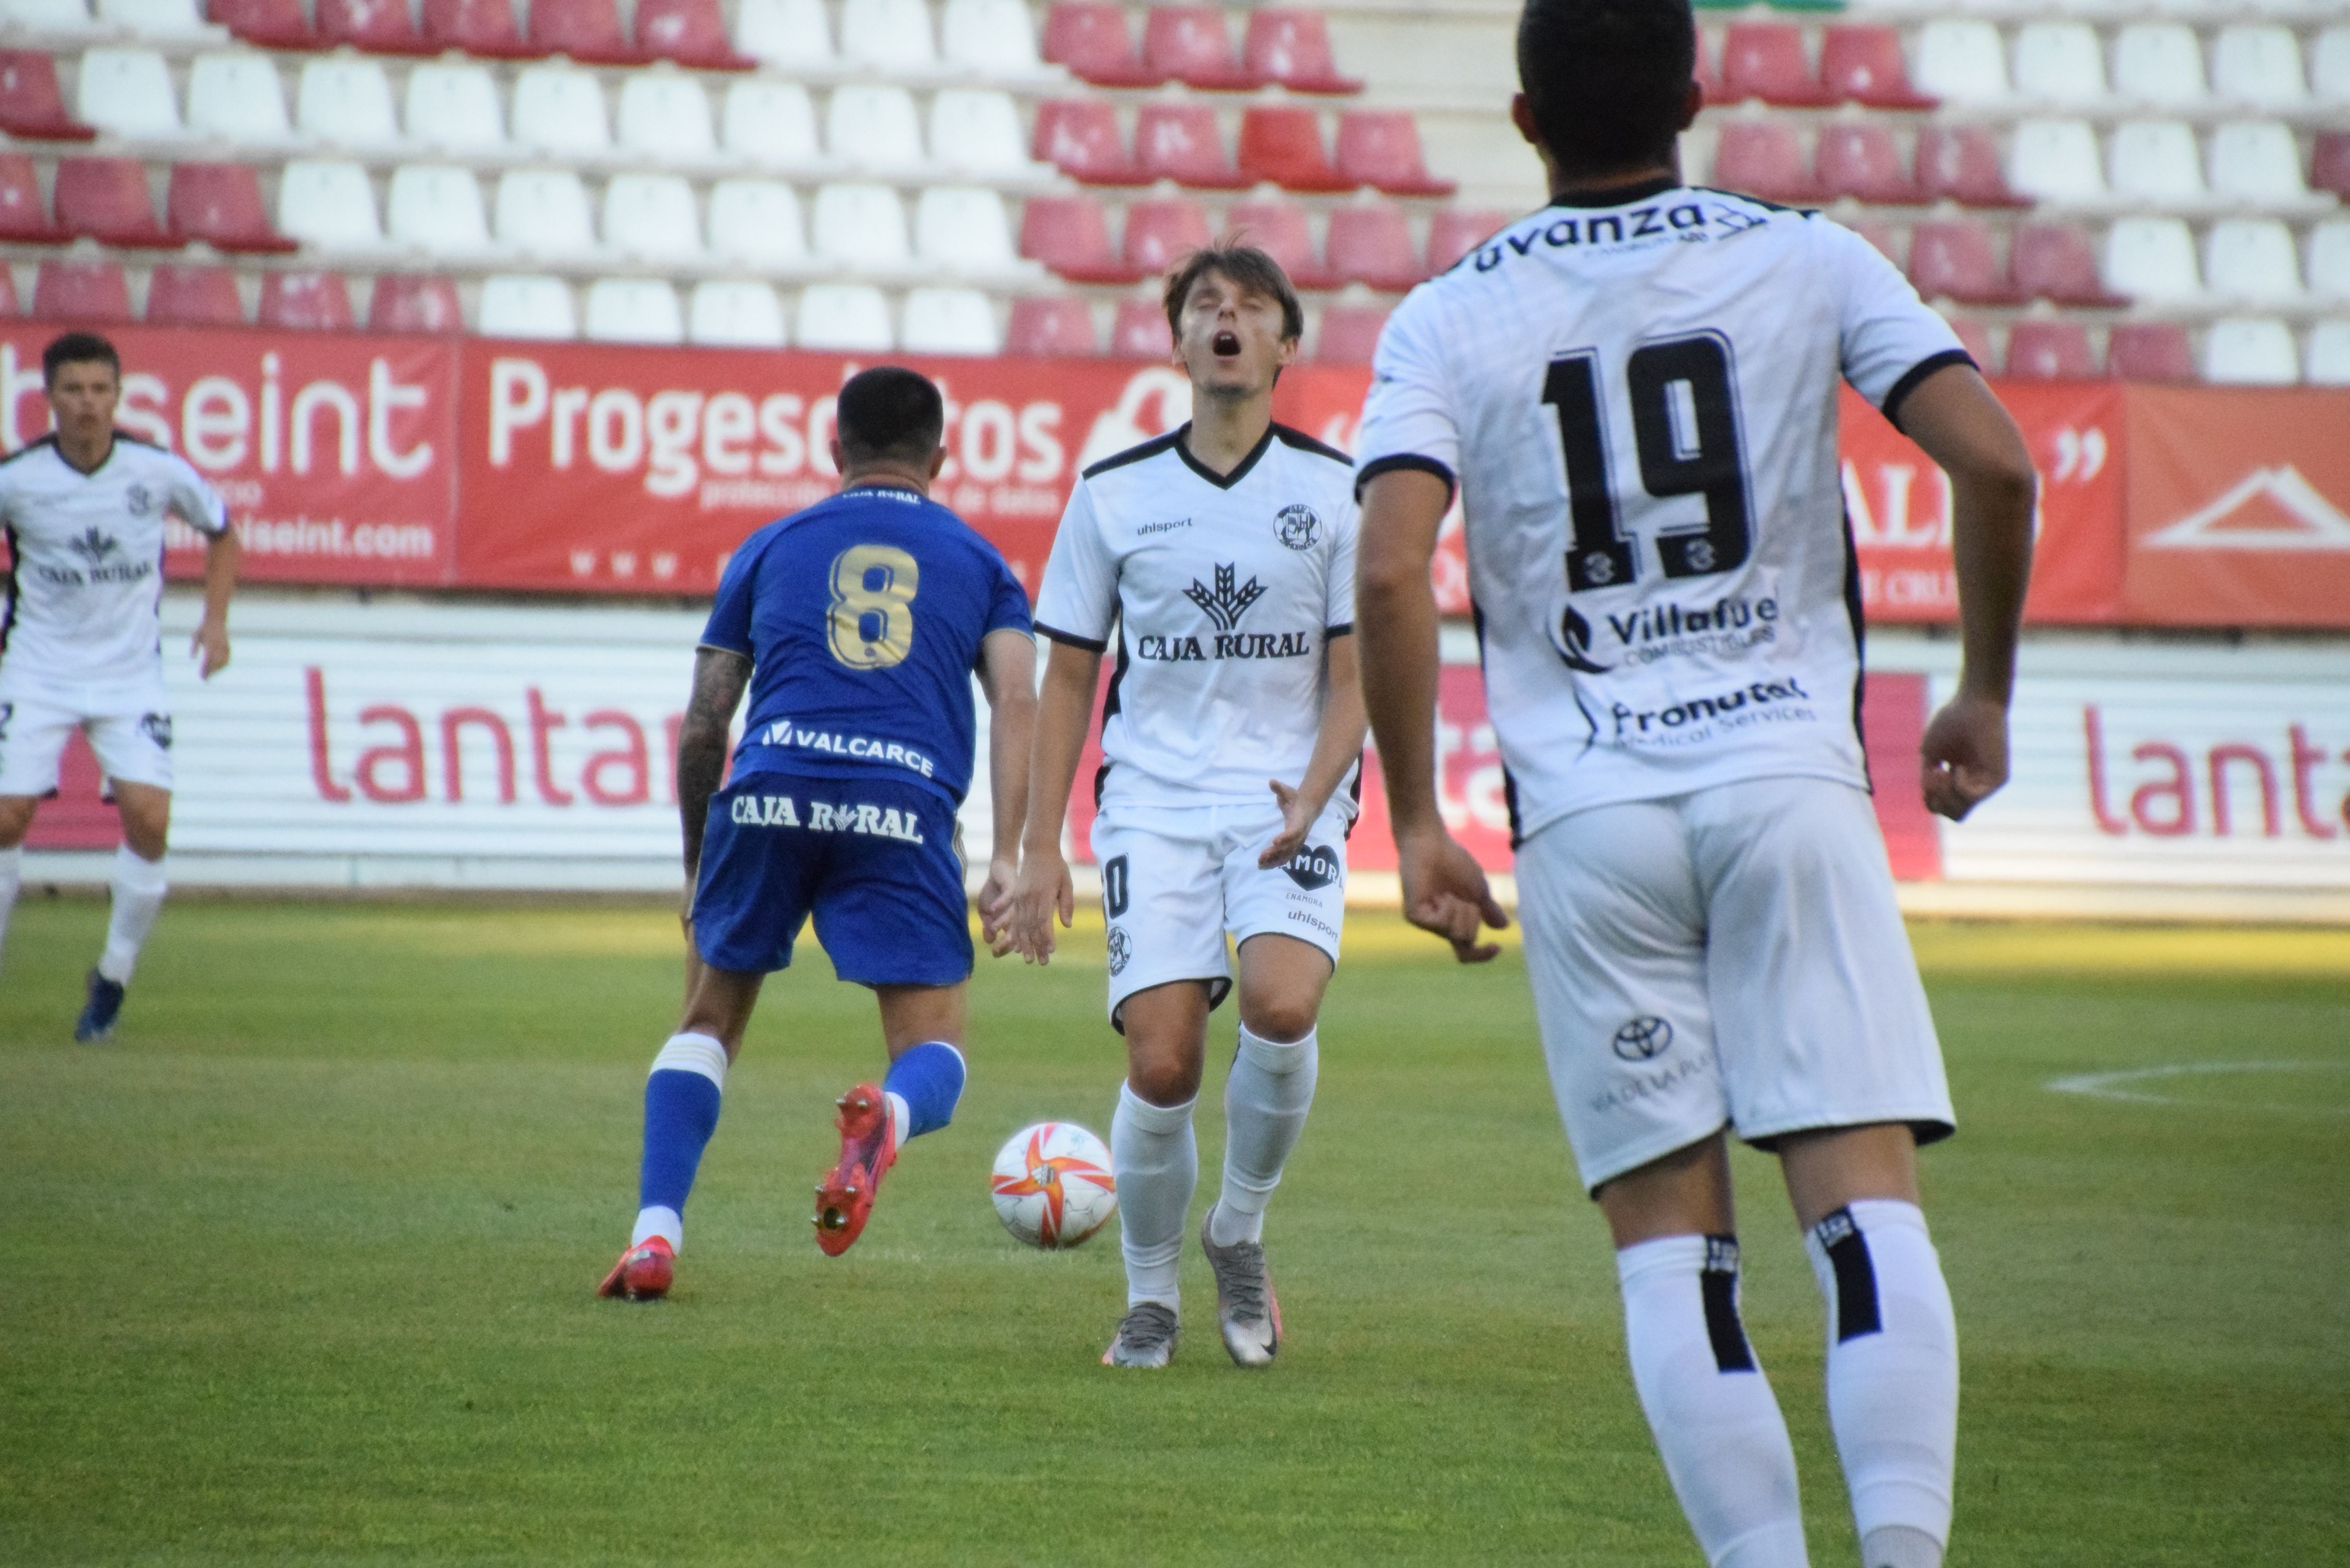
[2306,320,2350,387]
[1238,105,1355,193]
[736,0,833,71]
[1119,195,1209,273]
[318,0,431,54]
[1818,123,1920,204]
[422,0,544,60]
[2012,222,2126,307]
[708,178,807,264]
[1426,209,1506,274]
[1914,20,2007,106]
[1006,294,1097,355]
[2213,26,2306,110]
[1722,22,1837,107]
[796,282,894,350]
[2210,121,2322,208]
[1042,2,1162,88]
[1326,204,1422,292]
[513,65,611,155]
[914,185,1019,275]
[98,0,220,39]
[77,48,182,140]
[210,0,320,50]
[1713,121,1820,205]
[1908,222,2023,305]
[145,261,245,325]
[2204,316,2298,384]
[902,286,1000,354]
[2318,29,2350,108]
[828,84,928,175]
[1245,9,1359,96]
[188,49,291,144]
[2206,218,2305,304]
[840,0,939,77]
[297,56,402,148]
[1916,126,2028,208]
[723,79,820,167]
[931,90,1046,180]
[2009,119,2108,206]
[371,274,464,332]
[603,172,703,262]
[277,159,381,249]
[33,259,132,321]
[54,157,173,247]
[687,279,786,346]
[941,0,1046,82]
[0,154,63,240]
[2013,23,2108,108]
[617,74,718,162]
[1110,296,1171,358]
[1136,102,1249,190]
[0,51,91,140]
[2114,25,2206,108]
[2111,120,2207,209]
[1335,111,1455,198]
[1948,318,1996,374]
[2311,221,2350,301]
[1021,194,1140,283]
[635,0,755,70]
[406,64,507,151]
[812,182,912,270]
[2106,321,2196,382]
[495,169,598,259]
[1818,26,1936,110]
[1315,304,1387,365]
[584,278,684,343]
[1035,99,1145,186]
[2312,134,2350,203]
[1226,198,1332,289]
[259,270,354,330]
[529,0,651,67]
[169,162,298,252]
[479,274,576,338]
[2006,320,2095,379]
[1145,6,1263,92]
[2104,217,2203,304]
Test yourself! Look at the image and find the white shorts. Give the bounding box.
[1516,776,1952,1195]
[1090,797,1350,1028]
[0,682,176,797]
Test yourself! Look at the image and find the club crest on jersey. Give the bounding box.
[1274,504,1321,551]
[124,484,154,516]
[1278,844,1341,892]
[1184,563,1266,632]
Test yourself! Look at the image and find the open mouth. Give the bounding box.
[1212,330,1241,358]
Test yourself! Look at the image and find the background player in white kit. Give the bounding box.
[1009,244,1365,1370]
[0,334,239,1040]
[1353,3,2035,1565]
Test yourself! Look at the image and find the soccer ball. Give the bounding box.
[990,1122,1117,1249]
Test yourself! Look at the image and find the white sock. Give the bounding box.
[0,844,21,973]
[1211,1024,1318,1246]
[1806,1201,1958,1565]
[630,1204,683,1251]
[1618,1235,1810,1568]
[1111,1082,1196,1309]
[98,844,167,985]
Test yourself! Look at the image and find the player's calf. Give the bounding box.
[599,1032,727,1299]
[813,1040,964,1256]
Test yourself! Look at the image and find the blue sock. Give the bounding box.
[883,1041,966,1140]
[632,1033,727,1250]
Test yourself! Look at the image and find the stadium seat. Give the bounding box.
[1848,221,1905,267]
[1721,22,1836,107]
[2014,22,2109,107]
[258,270,354,330]
[2012,222,2126,306]
[708,178,805,264]
[370,273,463,332]
[512,65,610,155]
[1144,6,1262,91]
[2103,217,2203,303]
[941,0,1045,80]
[1692,32,1722,107]
[828,84,928,175]
[169,162,298,251]
[494,169,599,259]
[902,286,999,354]
[839,0,936,75]
[1947,317,1995,374]
[0,154,64,241]
[2213,26,2306,108]
[2310,220,2350,299]
[1226,198,1333,289]
[2317,28,2350,107]
[616,74,716,161]
[1034,100,1145,186]
[1908,222,2022,305]
[2204,316,2298,384]
[2111,120,2207,208]
[2106,322,2195,382]
[687,279,786,346]
[1006,294,1097,355]
[1426,207,1507,273]
[1816,123,1916,204]
[930,90,1047,180]
[1245,9,1359,96]
[2008,119,2107,206]
[186,50,291,144]
[796,282,894,350]
[914,185,1018,274]
[2005,320,2095,379]
[297,56,402,147]
[2114,25,2206,107]
[1315,304,1387,365]
[1240,102,1354,194]
[98,0,222,39]
[1119,195,1210,273]
[529,0,650,66]
[53,157,174,246]
[33,259,132,320]
[1135,102,1248,190]
[145,261,245,325]
[1110,296,1172,358]
[2306,319,2350,386]
[209,0,318,48]
[2312,133,2350,202]
[317,0,431,54]
[734,0,832,70]
[277,158,381,248]
[2206,218,2304,303]
[77,48,183,140]
[1327,203,1422,292]
[1041,2,1161,88]
[0,51,93,140]
[2210,121,2321,207]
[0,0,95,36]
[1914,20,2007,105]
[421,0,544,58]
[1817,26,1934,109]
[603,172,701,261]
[1712,121,1819,205]
[1335,111,1454,198]
[405,63,505,151]
[1916,126,2027,209]
[478,274,576,338]
[1018,194,1139,283]
[723,79,820,167]
[812,182,911,269]
[635,0,753,68]
[584,278,682,343]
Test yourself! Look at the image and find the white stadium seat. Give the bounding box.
[827,85,928,174]
[584,279,684,344]
[2210,121,2322,208]
[494,169,599,258]
[2103,216,2203,303]
[929,89,1046,179]
[297,57,402,148]
[97,0,221,39]
[276,159,382,249]
[479,275,577,340]
[405,64,506,152]
[722,79,822,167]
[736,0,834,70]
[2307,320,2350,385]
[2110,121,2208,207]
[2009,120,2106,205]
[387,164,492,256]
[616,74,716,162]
[812,182,911,268]
[2113,25,2206,108]
[2203,317,2298,384]
[839,0,937,75]
[2315,29,2350,107]
[2,0,101,36]
[901,286,1000,354]
[708,178,808,264]
[796,283,895,350]
[512,65,610,157]
[914,186,1017,273]
[602,173,703,261]
[2212,26,2307,108]
[689,280,788,347]
[2014,24,2108,107]
[2309,220,2350,299]
[1915,21,2008,106]
[2206,218,2304,303]
[77,48,182,140]
[941,0,1045,79]
[186,51,291,145]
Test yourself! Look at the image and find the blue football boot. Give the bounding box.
[74,969,125,1043]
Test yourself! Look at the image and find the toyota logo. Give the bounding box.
[1612,1016,1674,1061]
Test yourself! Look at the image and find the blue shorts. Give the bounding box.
[692,770,971,986]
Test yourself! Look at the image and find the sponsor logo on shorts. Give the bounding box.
[1611,1015,1674,1062]
[1275,504,1321,551]
[1106,924,1131,976]
[728,792,926,844]
[1278,844,1342,892]
[1587,1052,1714,1117]
[1285,909,1339,938]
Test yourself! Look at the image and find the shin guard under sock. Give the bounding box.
[98,844,166,984]
[1110,1082,1196,1308]
[632,1033,727,1252]
[1211,1024,1318,1246]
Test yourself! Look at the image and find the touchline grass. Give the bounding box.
[2,897,2345,1566]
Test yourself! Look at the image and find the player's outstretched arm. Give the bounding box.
[1007,640,1097,964]
[1356,468,1508,964]
[1258,632,1368,869]
[192,527,240,679]
[1892,365,2037,822]
[976,627,1039,956]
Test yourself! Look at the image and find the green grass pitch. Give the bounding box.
[2,895,2345,1565]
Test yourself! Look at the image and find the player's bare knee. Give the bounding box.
[0,797,36,848]
[1123,1032,1204,1106]
[1237,992,1319,1044]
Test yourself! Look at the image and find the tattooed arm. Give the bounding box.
[676,646,751,994]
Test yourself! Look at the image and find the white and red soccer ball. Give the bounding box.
[990,1122,1117,1249]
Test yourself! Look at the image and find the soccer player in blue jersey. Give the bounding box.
[598,366,1038,1300]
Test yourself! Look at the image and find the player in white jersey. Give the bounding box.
[0,334,239,1040]
[1009,243,1365,1370]
[1353,3,2035,1565]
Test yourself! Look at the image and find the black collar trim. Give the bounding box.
[1175,421,1275,490]
[1547,175,1681,210]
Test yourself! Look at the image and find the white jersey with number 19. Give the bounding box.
[1353,183,1969,844]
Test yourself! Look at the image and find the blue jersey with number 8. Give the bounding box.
[700,482,1032,806]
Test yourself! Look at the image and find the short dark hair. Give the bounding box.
[1517,0,1697,181]
[834,366,944,468]
[42,331,120,387]
[1162,242,1305,345]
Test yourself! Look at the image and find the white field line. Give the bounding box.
[2046,1060,2350,1113]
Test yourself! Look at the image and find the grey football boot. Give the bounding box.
[1199,1205,1282,1367]
[1101,1300,1181,1368]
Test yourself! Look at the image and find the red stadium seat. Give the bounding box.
[2006,320,2096,380]
[1121,197,1211,275]
[53,158,175,249]
[0,154,66,243]
[1818,26,1937,110]
[1243,9,1360,96]
[1326,204,1423,292]
[1721,22,1837,107]
[1238,105,1355,194]
[1334,111,1454,198]
[1425,207,1508,273]
[2011,223,2128,307]
[1710,122,1821,205]
[1143,6,1264,92]
[146,263,247,326]
[1907,222,2024,306]
[2312,134,2350,203]
[633,0,755,69]
[1848,221,1907,267]
[210,0,321,49]
[1110,297,1173,359]
[1915,128,2029,210]
[1949,318,1996,374]
[168,164,298,255]
[1018,195,1144,283]
[317,0,435,54]
[33,261,132,323]
[1006,295,1098,356]
[2106,323,2195,383]
[422,0,549,59]
[260,272,356,331]
[1225,198,1334,289]
[370,274,464,333]
[529,0,652,65]
[0,266,18,316]
[1135,103,1249,191]
[1816,124,1919,204]
[0,52,95,140]
[1694,32,1723,108]
[1316,304,1387,365]
[1042,3,1165,88]
[1033,100,1146,187]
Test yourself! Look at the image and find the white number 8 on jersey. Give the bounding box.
[827,544,920,670]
